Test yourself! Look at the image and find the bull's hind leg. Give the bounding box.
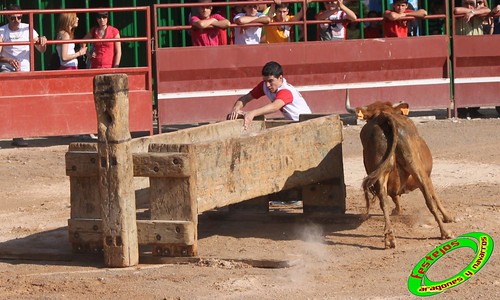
[375,182,396,249]
[391,195,402,215]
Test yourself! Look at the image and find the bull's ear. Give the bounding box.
[395,103,410,116]
[355,107,368,120]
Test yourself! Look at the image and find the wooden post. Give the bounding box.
[94,74,139,267]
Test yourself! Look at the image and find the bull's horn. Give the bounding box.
[345,89,357,114]
[392,101,407,107]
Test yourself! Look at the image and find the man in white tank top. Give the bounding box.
[227,61,312,130]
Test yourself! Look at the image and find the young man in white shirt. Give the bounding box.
[227,61,311,129]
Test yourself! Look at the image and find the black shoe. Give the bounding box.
[11,138,28,147]
[496,106,500,116]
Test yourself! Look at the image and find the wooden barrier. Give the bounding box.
[452,35,500,111]
[66,114,345,258]
[0,68,153,139]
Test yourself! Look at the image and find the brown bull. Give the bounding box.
[346,91,454,248]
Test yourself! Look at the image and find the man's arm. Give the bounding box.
[192,17,216,29]
[212,18,231,29]
[0,36,20,70]
[405,9,427,19]
[338,0,357,21]
[454,6,490,16]
[294,0,311,21]
[227,93,255,120]
[34,35,47,53]
[235,15,270,25]
[267,0,277,18]
[113,32,122,68]
[243,99,285,129]
[385,9,427,21]
[454,6,490,23]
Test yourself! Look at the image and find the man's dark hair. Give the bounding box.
[276,3,289,10]
[262,61,283,78]
[7,4,22,11]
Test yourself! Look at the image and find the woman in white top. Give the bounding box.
[56,13,86,70]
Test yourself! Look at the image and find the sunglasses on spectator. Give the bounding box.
[9,15,22,21]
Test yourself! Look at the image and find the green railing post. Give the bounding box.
[181,0,187,47]
[359,0,364,39]
[37,0,45,70]
[167,5,173,47]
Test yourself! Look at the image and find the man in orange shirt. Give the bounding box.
[264,0,309,43]
[383,0,427,37]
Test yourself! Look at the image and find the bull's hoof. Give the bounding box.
[391,207,402,216]
[441,230,454,240]
[384,233,396,249]
[443,215,455,223]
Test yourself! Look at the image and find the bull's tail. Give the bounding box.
[362,112,398,214]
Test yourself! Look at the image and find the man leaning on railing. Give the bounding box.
[0,4,47,72]
[0,4,47,147]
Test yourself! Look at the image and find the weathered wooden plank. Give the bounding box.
[94,74,139,267]
[194,114,344,213]
[133,152,192,178]
[68,218,195,245]
[67,144,100,222]
[66,152,192,178]
[129,119,266,153]
[136,220,195,245]
[149,143,198,256]
[66,151,99,177]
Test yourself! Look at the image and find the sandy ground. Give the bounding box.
[0,113,499,299]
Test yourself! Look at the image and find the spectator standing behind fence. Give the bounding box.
[363,10,383,38]
[453,0,490,36]
[82,11,121,68]
[233,2,270,44]
[0,4,47,147]
[493,4,500,34]
[428,2,445,35]
[264,0,310,43]
[315,0,357,41]
[454,0,491,118]
[56,13,87,70]
[227,61,311,130]
[477,0,494,35]
[190,0,230,46]
[383,0,427,38]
